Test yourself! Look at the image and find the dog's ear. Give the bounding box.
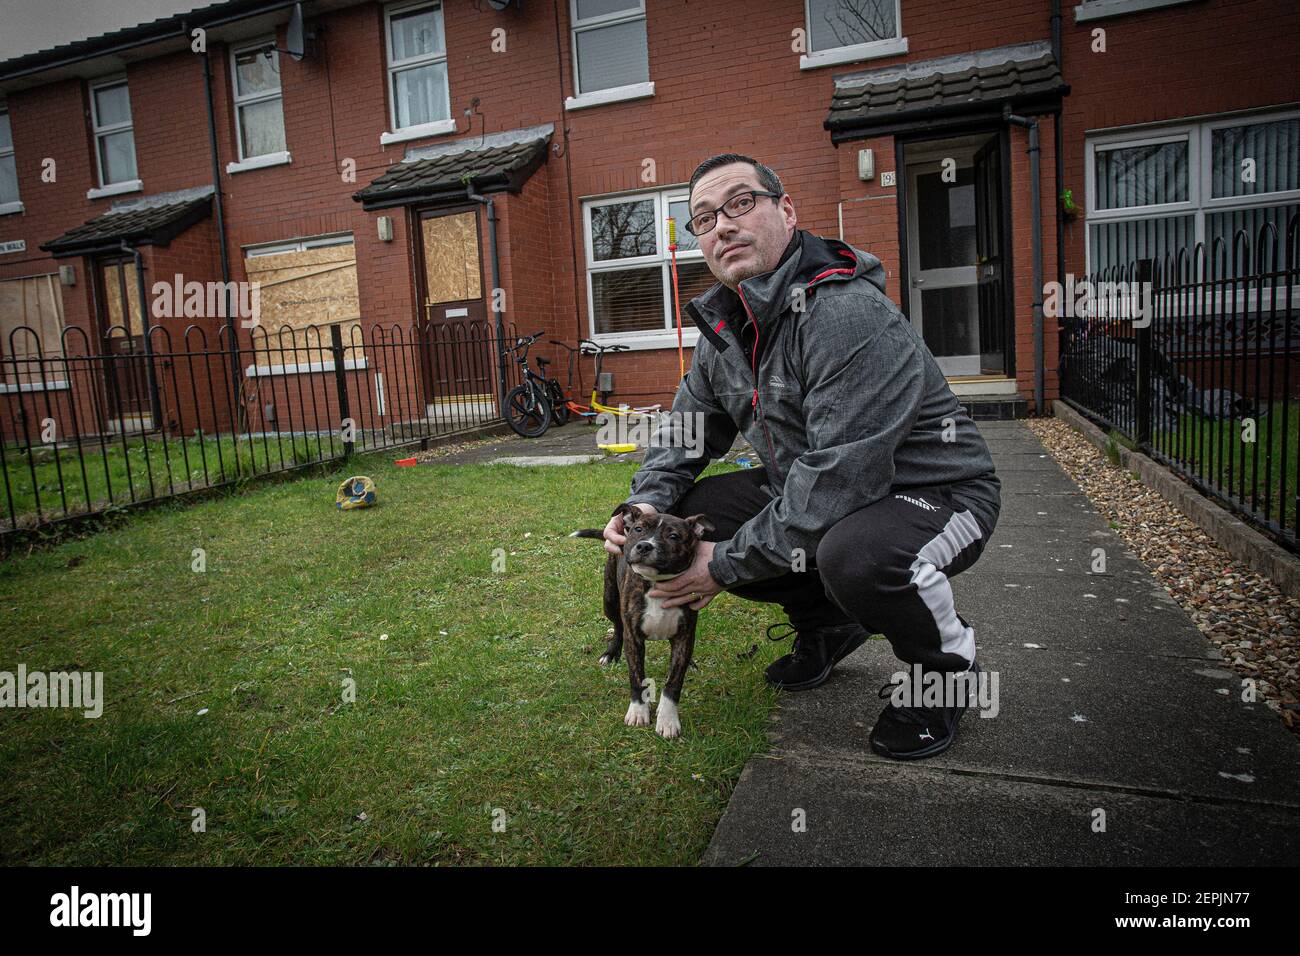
[612,502,642,525]
[683,514,715,538]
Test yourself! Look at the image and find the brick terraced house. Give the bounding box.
[0,0,1297,443]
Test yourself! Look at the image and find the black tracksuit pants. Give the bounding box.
[667,468,999,673]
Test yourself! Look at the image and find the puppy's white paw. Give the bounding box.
[598,652,614,666]
[624,701,651,727]
[655,697,682,739]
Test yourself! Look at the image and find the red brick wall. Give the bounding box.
[3,0,1296,434]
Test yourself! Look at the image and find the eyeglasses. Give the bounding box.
[684,189,782,236]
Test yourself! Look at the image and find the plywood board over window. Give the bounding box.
[100,261,146,337]
[422,211,481,304]
[243,240,364,366]
[0,274,67,386]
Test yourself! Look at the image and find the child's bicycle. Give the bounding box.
[503,331,570,438]
[549,338,662,419]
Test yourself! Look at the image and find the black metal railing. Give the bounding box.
[1,317,523,541]
[1061,212,1300,551]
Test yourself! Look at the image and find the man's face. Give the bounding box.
[690,163,797,290]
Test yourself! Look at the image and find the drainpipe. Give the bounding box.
[1004,105,1045,416]
[125,241,164,428]
[201,43,244,450]
[465,181,507,404]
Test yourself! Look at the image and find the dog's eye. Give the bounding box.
[668,532,680,540]
[632,525,643,533]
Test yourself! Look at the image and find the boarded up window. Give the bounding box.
[243,238,363,367]
[0,274,67,386]
[421,211,481,304]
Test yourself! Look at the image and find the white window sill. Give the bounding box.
[226,151,292,175]
[0,200,23,216]
[800,36,908,71]
[565,81,655,112]
[1075,0,1199,21]
[380,119,458,146]
[245,356,367,378]
[590,329,699,352]
[0,379,69,394]
[87,179,143,200]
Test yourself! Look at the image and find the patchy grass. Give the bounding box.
[0,450,785,865]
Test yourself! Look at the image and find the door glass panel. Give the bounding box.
[916,167,976,270]
[919,285,978,359]
[101,262,145,336]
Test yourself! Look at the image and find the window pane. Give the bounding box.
[592,266,664,334]
[916,167,976,269]
[235,46,280,96]
[1212,118,1300,199]
[390,5,444,61]
[99,130,137,184]
[808,0,898,52]
[394,63,448,128]
[674,259,716,303]
[667,199,700,252]
[1088,214,1194,276]
[0,112,11,151]
[575,19,648,93]
[0,154,17,204]
[93,83,131,127]
[591,199,656,260]
[239,99,286,157]
[1094,141,1188,210]
[576,0,640,20]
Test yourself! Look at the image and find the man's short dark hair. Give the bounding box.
[688,153,784,211]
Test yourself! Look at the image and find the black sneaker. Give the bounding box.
[868,662,981,760]
[764,620,869,691]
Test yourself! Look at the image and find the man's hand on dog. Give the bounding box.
[646,540,719,609]
[603,503,721,610]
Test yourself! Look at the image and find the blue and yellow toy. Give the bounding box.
[336,475,377,510]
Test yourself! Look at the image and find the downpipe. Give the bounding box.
[1004,105,1045,416]
[465,182,507,406]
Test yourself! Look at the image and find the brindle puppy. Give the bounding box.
[571,503,714,738]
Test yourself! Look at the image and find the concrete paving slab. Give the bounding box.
[702,419,1300,866]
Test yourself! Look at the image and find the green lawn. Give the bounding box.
[2,432,343,528]
[0,451,786,865]
[1152,400,1300,533]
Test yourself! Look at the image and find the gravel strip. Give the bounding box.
[1028,417,1300,734]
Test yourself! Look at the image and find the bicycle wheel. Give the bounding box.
[548,382,571,426]
[505,383,552,438]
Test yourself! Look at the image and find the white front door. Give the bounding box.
[905,151,981,377]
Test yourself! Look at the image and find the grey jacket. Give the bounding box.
[627,228,1000,589]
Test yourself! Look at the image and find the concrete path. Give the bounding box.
[701,420,1300,866]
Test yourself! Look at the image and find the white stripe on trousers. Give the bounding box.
[908,508,983,665]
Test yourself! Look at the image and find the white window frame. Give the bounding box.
[87,77,141,197]
[1084,109,1300,312]
[800,0,907,71]
[243,232,354,258]
[228,38,290,171]
[583,186,707,350]
[566,0,654,110]
[0,105,21,215]
[383,0,453,143]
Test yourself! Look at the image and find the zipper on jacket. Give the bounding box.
[736,286,784,486]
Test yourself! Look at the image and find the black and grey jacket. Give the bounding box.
[627,227,1001,589]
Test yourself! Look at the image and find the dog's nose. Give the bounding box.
[631,540,652,555]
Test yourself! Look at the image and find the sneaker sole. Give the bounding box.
[768,633,868,692]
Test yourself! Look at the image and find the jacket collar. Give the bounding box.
[684,228,863,352]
